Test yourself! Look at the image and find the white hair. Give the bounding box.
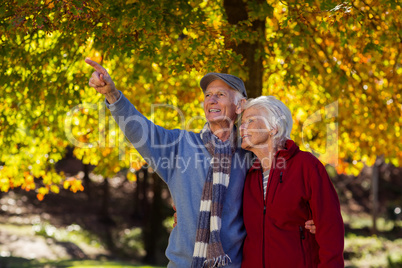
[243,96,293,149]
[232,90,246,106]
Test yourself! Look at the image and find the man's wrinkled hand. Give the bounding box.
[305,220,316,234]
[173,204,177,228]
[85,58,120,103]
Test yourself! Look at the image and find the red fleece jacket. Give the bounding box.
[242,140,344,268]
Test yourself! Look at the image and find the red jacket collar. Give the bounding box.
[277,139,299,161]
[249,140,299,171]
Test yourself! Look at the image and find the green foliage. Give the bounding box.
[32,222,102,248]
[116,227,145,258]
[388,254,402,268]
[345,234,402,267]
[342,213,402,232]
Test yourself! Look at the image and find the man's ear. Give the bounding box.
[236,98,247,115]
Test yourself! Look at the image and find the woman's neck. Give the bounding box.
[252,142,281,172]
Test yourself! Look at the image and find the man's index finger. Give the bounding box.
[85,58,107,75]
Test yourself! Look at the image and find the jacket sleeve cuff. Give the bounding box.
[105,90,126,113]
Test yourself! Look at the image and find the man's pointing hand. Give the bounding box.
[85,58,120,104]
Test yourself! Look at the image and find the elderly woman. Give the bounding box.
[240,96,344,268]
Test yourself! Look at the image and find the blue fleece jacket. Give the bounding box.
[106,92,251,267]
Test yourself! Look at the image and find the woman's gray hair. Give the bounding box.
[243,96,293,149]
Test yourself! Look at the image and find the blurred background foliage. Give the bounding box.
[0,0,401,267]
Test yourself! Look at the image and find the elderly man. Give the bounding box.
[85,58,251,267]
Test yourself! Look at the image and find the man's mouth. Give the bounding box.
[209,109,221,113]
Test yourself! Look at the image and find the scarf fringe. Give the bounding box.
[202,254,232,268]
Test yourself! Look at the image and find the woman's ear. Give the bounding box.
[236,99,247,115]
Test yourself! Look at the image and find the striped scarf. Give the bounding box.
[192,123,236,268]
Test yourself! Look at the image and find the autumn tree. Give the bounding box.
[1,0,401,249]
[260,1,402,176]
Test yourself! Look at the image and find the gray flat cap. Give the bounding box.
[200,72,247,98]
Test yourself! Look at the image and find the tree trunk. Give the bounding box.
[132,165,147,221]
[100,177,110,219]
[99,178,115,226]
[98,177,116,253]
[83,163,92,201]
[142,172,167,265]
[223,0,265,98]
[371,157,380,234]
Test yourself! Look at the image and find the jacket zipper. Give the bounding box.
[261,169,266,268]
[270,171,283,204]
[263,154,280,267]
[299,226,306,266]
[262,205,266,268]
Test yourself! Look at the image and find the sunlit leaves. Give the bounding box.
[63,177,84,193]
[261,0,402,174]
[1,0,401,200]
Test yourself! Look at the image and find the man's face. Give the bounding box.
[240,106,271,151]
[203,79,239,125]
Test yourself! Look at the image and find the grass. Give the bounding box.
[0,258,164,268]
[0,220,157,267]
[342,213,402,268]
[0,222,35,235]
[342,212,401,232]
[32,222,103,248]
[344,234,402,267]
[2,210,402,268]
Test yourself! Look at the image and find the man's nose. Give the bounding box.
[207,94,218,103]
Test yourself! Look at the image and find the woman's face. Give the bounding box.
[240,106,272,151]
